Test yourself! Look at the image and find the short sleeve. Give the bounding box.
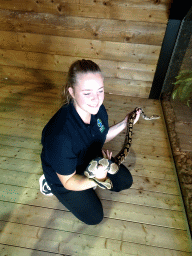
[44,134,77,175]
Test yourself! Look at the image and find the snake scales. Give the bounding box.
[84,107,160,189]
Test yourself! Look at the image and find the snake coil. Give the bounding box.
[84,107,160,189]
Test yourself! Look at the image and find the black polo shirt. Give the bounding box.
[41,101,109,187]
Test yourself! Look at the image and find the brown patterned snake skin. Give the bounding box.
[84,107,160,189]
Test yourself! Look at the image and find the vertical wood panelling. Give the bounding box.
[0,0,170,97]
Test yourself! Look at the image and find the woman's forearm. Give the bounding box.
[105,108,141,144]
[105,118,126,143]
[62,174,96,191]
[57,165,108,191]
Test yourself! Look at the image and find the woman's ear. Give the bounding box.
[68,87,75,99]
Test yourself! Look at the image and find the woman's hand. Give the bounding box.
[102,149,112,160]
[125,108,141,125]
[95,165,108,181]
[133,108,141,124]
[95,150,112,181]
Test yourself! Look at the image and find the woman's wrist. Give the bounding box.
[124,116,128,127]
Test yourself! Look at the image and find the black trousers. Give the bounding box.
[49,164,133,225]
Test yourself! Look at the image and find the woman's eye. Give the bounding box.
[84,93,90,96]
[99,90,104,93]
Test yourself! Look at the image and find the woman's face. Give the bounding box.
[69,72,104,119]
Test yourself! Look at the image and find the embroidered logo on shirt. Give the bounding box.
[97,118,105,133]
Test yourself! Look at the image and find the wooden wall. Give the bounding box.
[0,0,171,98]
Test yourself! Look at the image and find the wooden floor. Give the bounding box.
[0,83,192,256]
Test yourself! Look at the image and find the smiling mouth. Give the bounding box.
[88,104,98,108]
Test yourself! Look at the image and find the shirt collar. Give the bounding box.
[69,100,97,128]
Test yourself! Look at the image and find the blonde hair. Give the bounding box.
[61,59,102,105]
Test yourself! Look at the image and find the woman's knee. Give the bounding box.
[110,165,133,192]
[126,172,133,188]
[61,189,104,225]
[83,209,104,225]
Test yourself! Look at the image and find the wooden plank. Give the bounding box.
[0,118,44,132]
[0,99,163,120]
[0,103,59,123]
[106,143,171,160]
[0,155,176,183]
[0,50,157,98]
[0,9,167,46]
[0,140,170,165]
[0,157,42,173]
[0,198,186,230]
[0,43,160,66]
[100,188,183,211]
[0,68,152,98]
[131,175,178,195]
[0,169,41,188]
[0,113,167,138]
[0,211,190,252]
[0,65,67,86]
[0,88,162,117]
[0,145,40,161]
[0,134,176,182]
[0,152,176,180]
[0,72,157,99]
[0,183,184,211]
[0,112,165,133]
[104,78,152,98]
[131,166,177,181]
[104,93,162,110]
[0,155,176,182]
[0,106,165,135]
[0,31,160,68]
[0,107,164,129]
[0,183,182,215]
[0,0,169,23]
[0,222,190,256]
[0,167,178,195]
[2,212,190,254]
[0,200,188,237]
[0,135,40,150]
[0,31,158,80]
[0,131,170,157]
[0,115,170,152]
[0,145,174,168]
[3,194,185,230]
[0,89,161,112]
[0,244,60,256]
[0,125,42,140]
